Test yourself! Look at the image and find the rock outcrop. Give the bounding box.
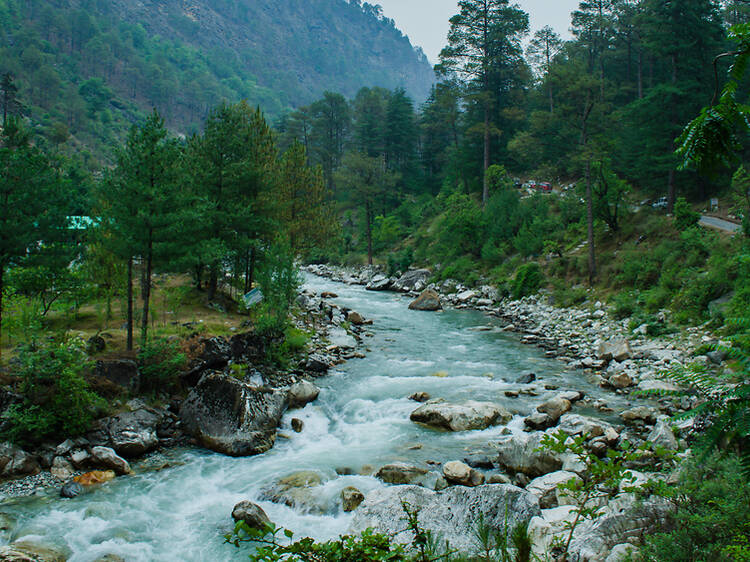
[349,484,541,552]
[408,290,442,311]
[180,373,288,456]
[410,400,510,431]
[232,501,272,530]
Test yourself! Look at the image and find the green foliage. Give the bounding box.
[511,263,544,299]
[254,243,302,336]
[137,337,186,394]
[638,454,750,562]
[226,502,449,561]
[673,198,700,231]
[655,318,750,475]
[3,339,103,444]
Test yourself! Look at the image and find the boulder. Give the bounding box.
[410,400,510,431]
[328,327,357,349]
[408,392,430,403]
[74,470,116,486]
[181,337,231,386]
[92,408,162,457]
[291,418,304,433]
[558,414,614,440]
[232,501,272,530]
[536,396,572,422]
[597,340,631,362]
[376,463,429,485]
[0,541,68,562]
[341,486,365,512]
[566,495,672,561]
[60,481,84,498]
[301,355,329,373]
[442,461,485,487]
[180,373,288,456]
[50,456,74,480]
[392,269,431,293]
[0,443,38,477]
[637,379,680,393]
[260,471,325,513]
[606,543,640,562]
[349,484,541,552]
[90,446,132,475]
[87,335,106,354]
[524,413,555,431]
[526,471,581,509]
[94,359,140,394]
[517,373,536,384]
[620,406,657,425]
[408,290,442,311]
[528,505,578,559]
[609,372,634,389]
[366,275,392,291]
[647,419,678,451]
[288,380,320,409]
[346,311,368,326]
[494,432,562,478]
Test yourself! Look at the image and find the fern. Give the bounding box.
[657,318,750,477]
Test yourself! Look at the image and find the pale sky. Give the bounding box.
[375,0,580,64]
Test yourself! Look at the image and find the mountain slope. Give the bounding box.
[0,0,434,160]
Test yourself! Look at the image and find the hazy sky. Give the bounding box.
[375,0,580,64]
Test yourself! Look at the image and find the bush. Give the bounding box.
[639,455,750,562]
[511,263,545,299]
[138,337,187,393]
[255,242,302,335]
[3,339,104,444]
[674,197,700,231]
[611,291,639,320]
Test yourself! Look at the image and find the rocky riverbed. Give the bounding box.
[0,269,713,561]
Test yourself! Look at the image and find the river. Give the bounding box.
[1,274,638,561]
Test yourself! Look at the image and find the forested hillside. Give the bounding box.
[0,0,434,163]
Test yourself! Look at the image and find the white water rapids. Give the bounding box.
[1,274,639,561]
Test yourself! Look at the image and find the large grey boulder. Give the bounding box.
[526,470,581,509]
[443,461,484,487]
[91,408,162,457]
[376,463,429,485]
[536,396,572,422]
[647,419,678,451]
[288,380,320,409]
[366,274,392,291]
[558,414,615,439]
[597,340,631,362]
[260,471,325,513]
[0,443,38,477]
[232,501,272,530]
[566,495,672,561]
[408,290,442,312]
[94,359,141,394]
[392,269,431,293]
[0,541,68,562]
[410,400,511,431]
[494,432,562,478]
[180,373,288,456]
[89,446,131,475]
[349,484,541,552]
[341,487,365,512]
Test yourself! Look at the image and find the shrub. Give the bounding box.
[255,242,302,335]
[639,455,750,562]
[511,263,545,299]
[138,337,187,393]
[611,291,639,320]
[673,197,700,231]
[3,339,104,444]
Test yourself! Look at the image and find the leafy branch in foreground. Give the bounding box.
[654,318,750,476]
[538,432,674,562]
[225,502,451,562]
[676,23,750,173]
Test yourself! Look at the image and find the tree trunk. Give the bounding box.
[141,238,153,344]
[586,160,597,285]
[248,246,257,291]
[637,49,643,99]
[667,53,678,214]
[127,257,133,351]
[483,102,490,206]
[208,267,218,302]
[0,265,4,360]
[366,200,373,266]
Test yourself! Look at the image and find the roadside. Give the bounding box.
[699,214,742,233]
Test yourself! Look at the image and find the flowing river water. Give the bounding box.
[1,274,640,561]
